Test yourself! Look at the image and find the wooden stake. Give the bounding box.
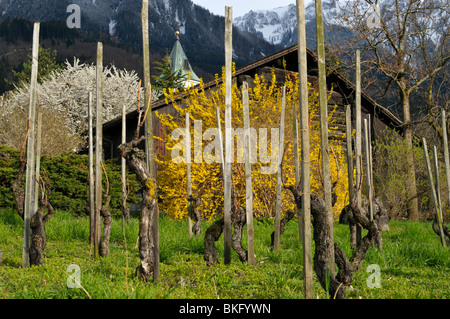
[274,86,286,252]
[296,0,313,299]
[442,109,450,207]
[433,145,443,207]
[423,138,446,247]
[216,107,225,174]
[345,105,358,249]
[186,112,193,237]
[121,100,129,221]
[315,0,334,276]
[355,49,362,245]
[433,145,446,247]
[242,82,255,265]
[364,118,373,221]
[223,6,233,265]
[88,92,95,248]
[368,115,374,199]
[33,112,42,215]
[95,42,103,258]
[142,0,155,177]
[292,106,301,240]
[345,105,354,203]
[22,22,39,268]
[142,0,159,280]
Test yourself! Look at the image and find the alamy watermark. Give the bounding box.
[66,4,81,29]
[366,264,381,288]
[171,120,280,174]
[66,263,81,288]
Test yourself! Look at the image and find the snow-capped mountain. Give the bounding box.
[234,0,447,49]
[234,4,297,47]
[234,0,344,48]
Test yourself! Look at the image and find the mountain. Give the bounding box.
[0,0,282,79]
[234,4,298,47]
[234,0,446,49]
[234,0,345,48]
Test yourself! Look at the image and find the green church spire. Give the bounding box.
[168,31,200,86]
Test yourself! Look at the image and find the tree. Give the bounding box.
[6,46,63,89]
[152,51,187,98]
[155,67,348,224]
[331,0,449,221]
[0,58,159,155]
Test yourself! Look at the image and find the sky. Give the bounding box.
[190,0,310,18]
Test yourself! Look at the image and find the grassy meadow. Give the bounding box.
[0,209,449,299]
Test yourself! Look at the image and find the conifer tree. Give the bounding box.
[152,51,187,98]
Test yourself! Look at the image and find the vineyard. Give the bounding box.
[0,210,449,299]
[0,0,449,303]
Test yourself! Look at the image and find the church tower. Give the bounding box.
[168,31,201,88]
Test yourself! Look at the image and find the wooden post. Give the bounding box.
[274,86,286,252]
[216,107,225,174]
[433,146,444,228]
[315,0,334,276]
[292,106,301,240]
[95,42,103,258]
[88,92,95,248]
[368,114,374,199]
[142,0,155,177]
[442,109,450,207]
[242,82,255,265]
[121,100,129,221]
[223,6,233,265]
[345,105,358,249]
[296,0,313,299]
[33,112,42,215]
[423,138,446,247]
[364,118,373,221]
[186,112,193,237]
[355,49,362,245]
[142,0,159,281]
[22,22,39,268]
[345,105,354,203]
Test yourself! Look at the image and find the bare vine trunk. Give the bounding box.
[119,141,157,282]
[188,195,202,236]
[99,194,112,257]
[270,188,337,249]
[204,218,224,266]
[203,190,247,265]
[432,219,450,244]
[334,198,381,297]
[29,196,54,266]
[286,185,344,298]
[11,153,54,266]
[231,204,247,262]
[287,185,381,299]
[340,197,389,250]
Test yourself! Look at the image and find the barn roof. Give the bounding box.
[103,44,404,135]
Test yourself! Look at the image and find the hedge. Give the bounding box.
[0,145,141,216]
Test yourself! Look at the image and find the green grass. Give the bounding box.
[0,209,449,299]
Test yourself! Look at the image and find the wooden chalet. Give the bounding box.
[102,44,404,160]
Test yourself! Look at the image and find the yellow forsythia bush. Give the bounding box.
[156,66,348,222]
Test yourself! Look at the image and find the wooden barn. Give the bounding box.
[101,42,404,160]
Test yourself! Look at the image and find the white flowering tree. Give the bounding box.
[0,58,158,156]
